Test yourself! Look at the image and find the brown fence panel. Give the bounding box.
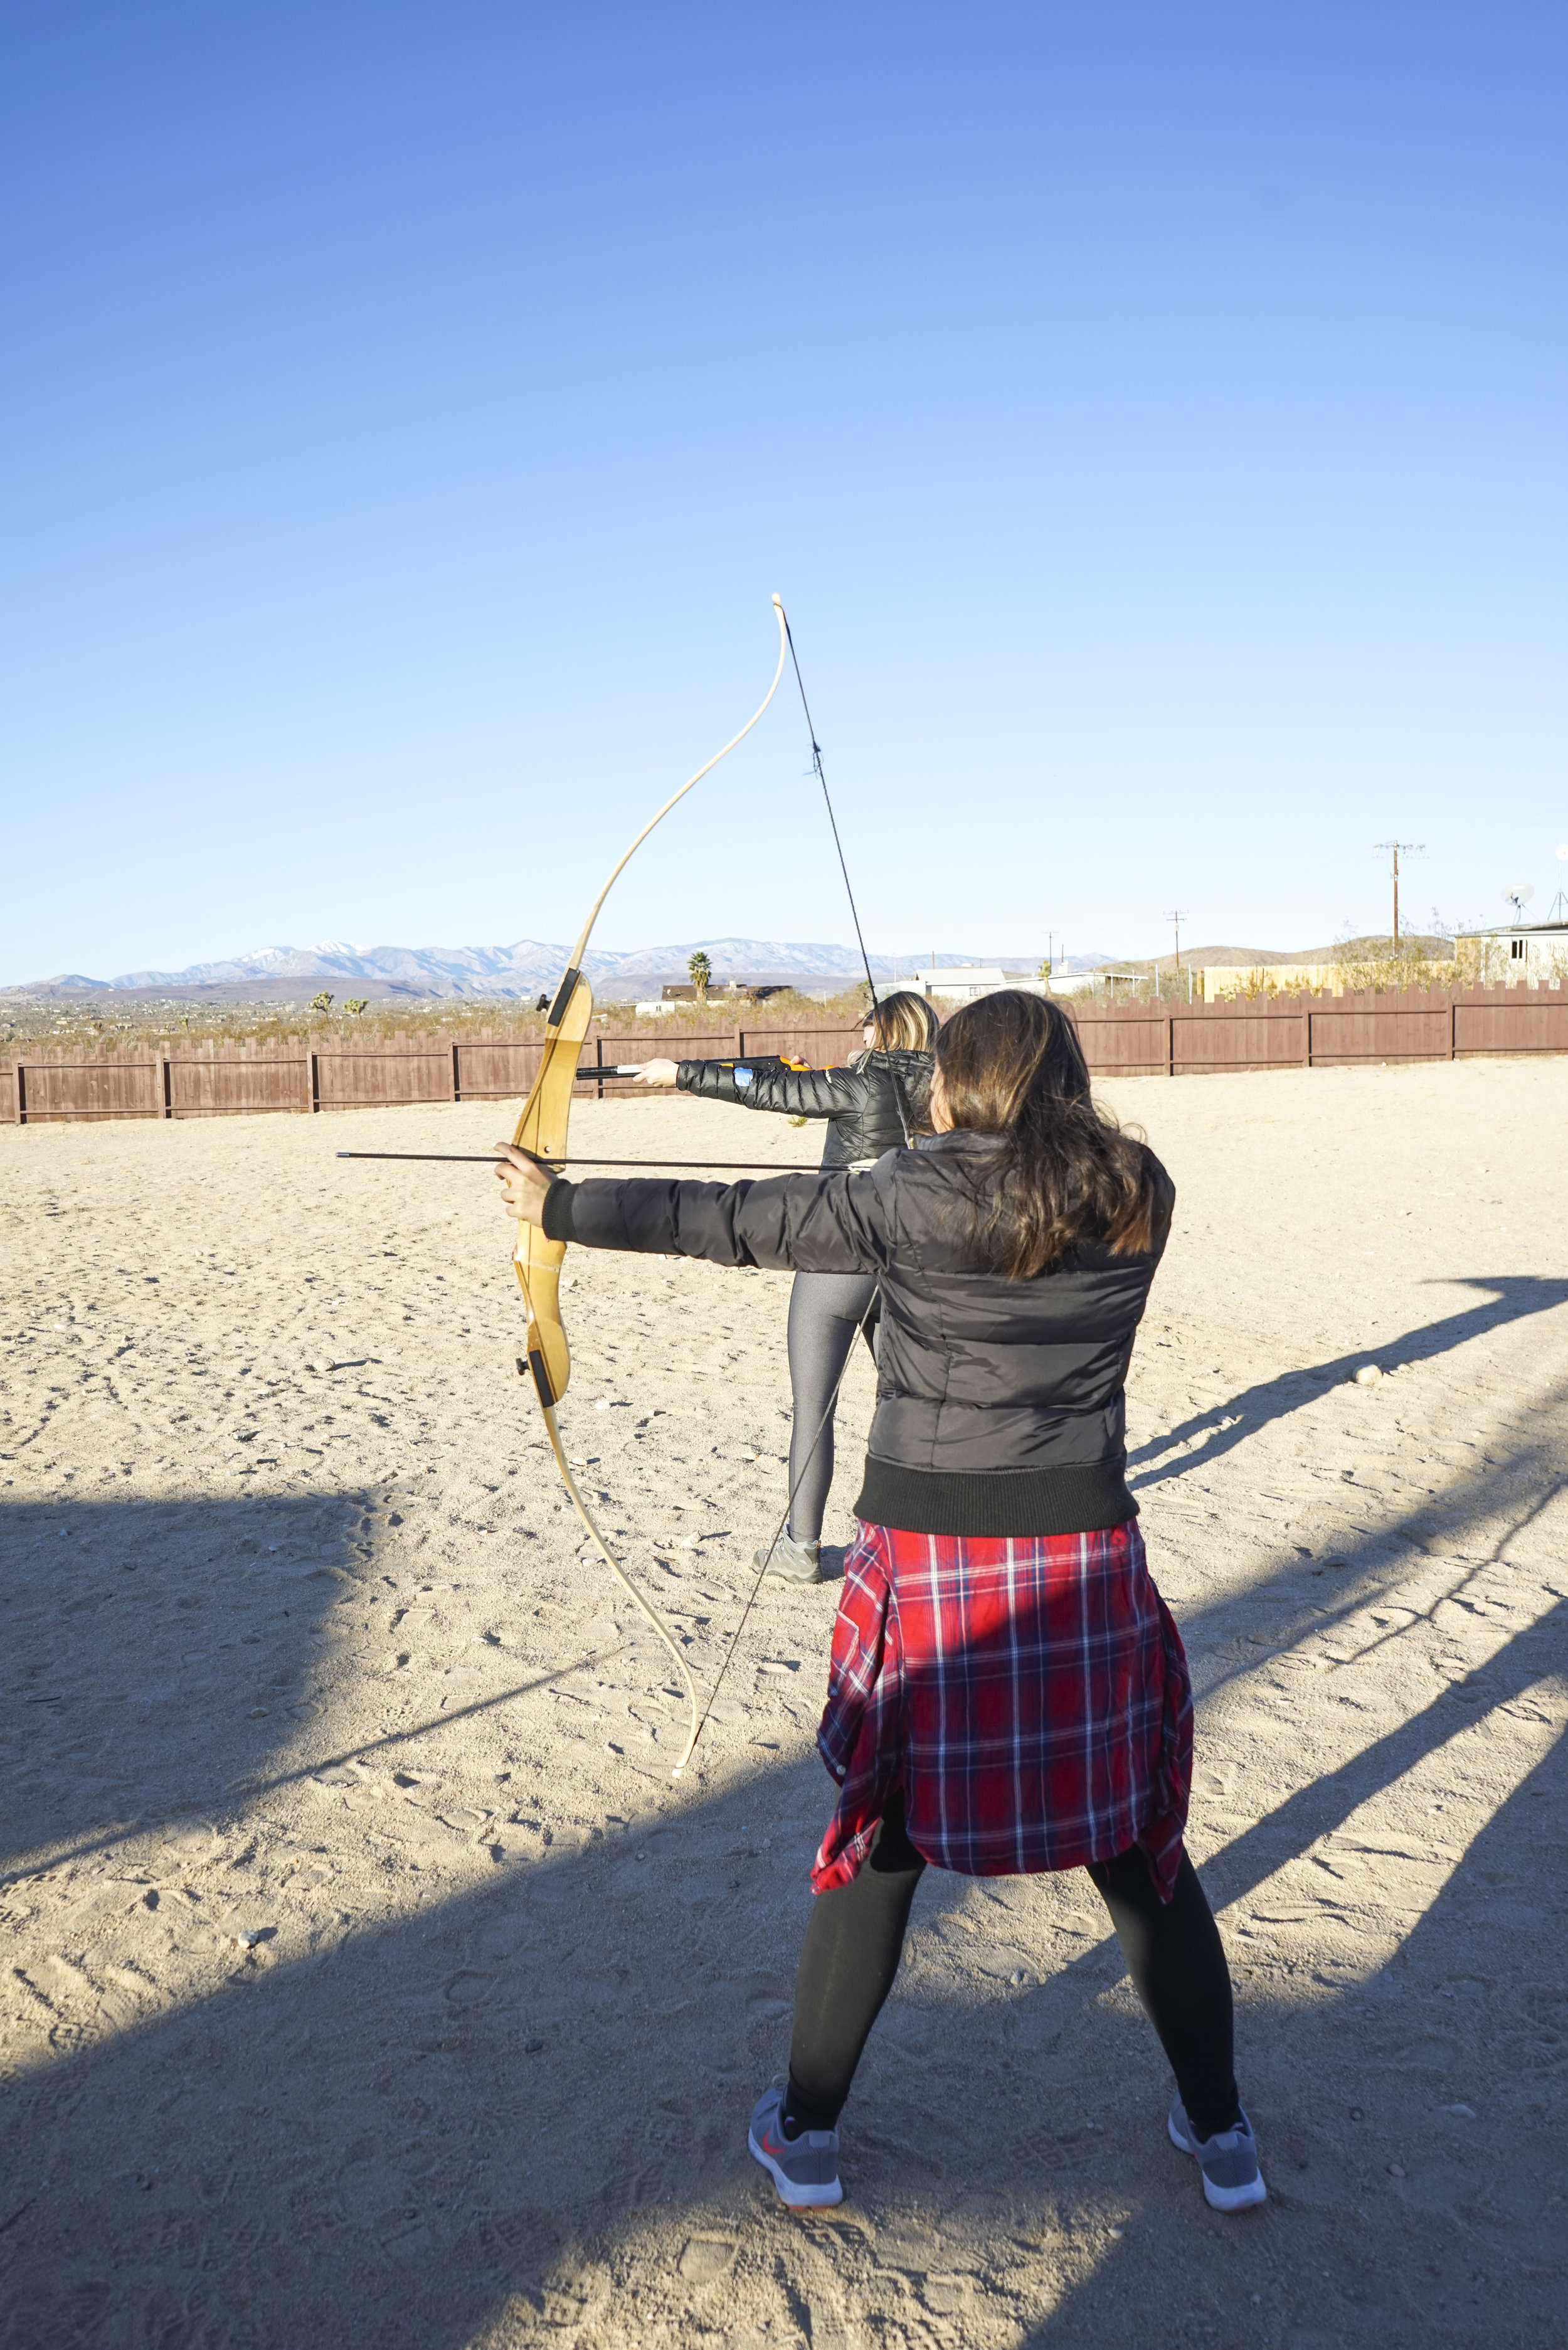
[168,1052,309,1117]
[314,1045,455,1110]
[1,1065,16,1122]
[1069,999,1306,1077]
[454,1038,544,1102]
[1307,993,1454,1065]
[1189,1001,1297,1076]
[19,1056,164,1122]
[1455,987,1568,1056]
[1172,1006,1304,1073]
[1073,1011,1172,1077]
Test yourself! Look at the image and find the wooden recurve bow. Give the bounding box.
[510,596,790,1773]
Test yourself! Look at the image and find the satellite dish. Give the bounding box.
[1557,844,1568,860]
[1501,884,1535,917]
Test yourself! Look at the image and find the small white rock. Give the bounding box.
[1354,1365,1382,1386]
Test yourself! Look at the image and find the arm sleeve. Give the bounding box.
[677,1058,862,1121]
[541,1166,894,1273]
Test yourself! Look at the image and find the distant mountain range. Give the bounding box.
[5,938,1121,1002]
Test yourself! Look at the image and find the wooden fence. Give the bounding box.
[1070,984,1568,1078]
[6,986,1568,1124]
[0,1019,862,1124]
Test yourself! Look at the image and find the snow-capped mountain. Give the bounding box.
[7,938,1120,999]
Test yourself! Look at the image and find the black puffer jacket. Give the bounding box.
[543,1130,1174,1538]
[675,1048,932,1171]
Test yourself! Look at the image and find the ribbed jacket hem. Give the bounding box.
[852,1455,1138,1538]
[541,1181,576,1243]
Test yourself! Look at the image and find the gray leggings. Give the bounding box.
[785,1270,880,1546]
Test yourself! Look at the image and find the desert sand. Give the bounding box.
[2,1056,1565,2349]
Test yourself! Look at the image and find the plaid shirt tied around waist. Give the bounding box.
[812,1520,1193,1901]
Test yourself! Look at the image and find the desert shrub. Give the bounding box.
[1332,932,1468,994]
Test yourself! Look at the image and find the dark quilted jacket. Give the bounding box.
[543,1130,1174,1538]
[675,1048,933,1171]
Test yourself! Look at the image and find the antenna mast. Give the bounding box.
[1162,907,1189,985]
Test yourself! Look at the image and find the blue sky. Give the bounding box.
[3,3,1564,981]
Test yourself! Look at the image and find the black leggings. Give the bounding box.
[785,1270,880,1546]
[785,1800,1240,2143]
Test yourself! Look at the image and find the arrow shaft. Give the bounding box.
[336,1152,822,1169]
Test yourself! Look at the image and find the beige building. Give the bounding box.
[1201,962,1342,1000]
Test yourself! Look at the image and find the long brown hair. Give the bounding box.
[934,990,1164,1275]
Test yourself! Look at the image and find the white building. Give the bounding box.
[909,964,1130,1002]
[1458,923,1568,987]
[911,965,1056,1004]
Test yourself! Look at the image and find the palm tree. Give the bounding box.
[687,950,712,1001]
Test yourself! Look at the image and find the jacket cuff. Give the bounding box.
[541,1180,576,1243]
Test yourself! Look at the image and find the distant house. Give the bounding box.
[632,977,792,1016]
[1458,922,1568,986]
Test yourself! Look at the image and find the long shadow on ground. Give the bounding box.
[3,1438,1565,2347]
[1,1490,374,1876]
[1128,1274,1568,1490]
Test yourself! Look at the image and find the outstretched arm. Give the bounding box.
[625,1054,848,1120]
[494,1146,891,1275]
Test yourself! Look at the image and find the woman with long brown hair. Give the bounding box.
[495,989,1264,2215]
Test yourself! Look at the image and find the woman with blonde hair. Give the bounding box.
[628,989,938,1582]
[496,990,1263,2216]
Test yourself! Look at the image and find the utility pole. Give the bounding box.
[1373,841,1424,944]
[1162,908,1189,991]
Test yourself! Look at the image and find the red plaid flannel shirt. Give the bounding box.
[812,1519,1193,1901]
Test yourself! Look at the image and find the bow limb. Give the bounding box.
[559,595,788,981]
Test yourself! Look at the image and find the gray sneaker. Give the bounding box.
[1168,2095,1267,2211]
[748,2075,842,2208]
[755,1530,822,1583]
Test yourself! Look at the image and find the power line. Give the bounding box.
[1372,841,1424,944]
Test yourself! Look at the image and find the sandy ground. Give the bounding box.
[1,1058,1565,2350]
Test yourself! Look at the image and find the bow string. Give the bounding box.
[679,609,899,1761]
